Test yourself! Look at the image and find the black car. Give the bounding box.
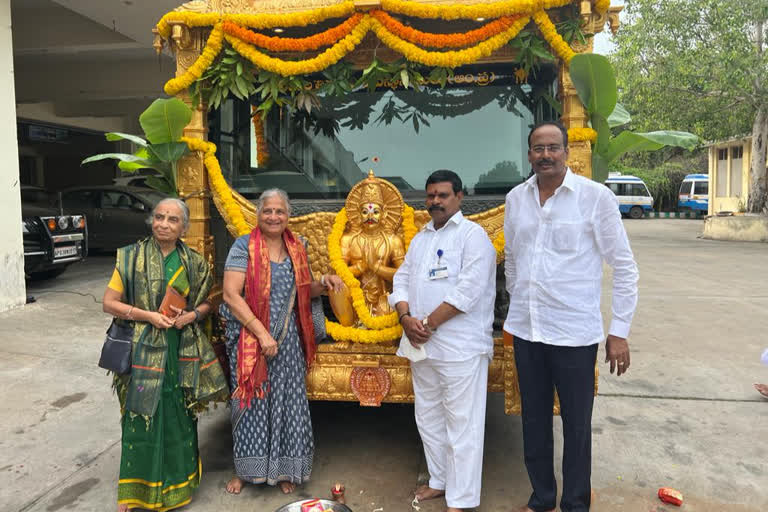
[21,186,88,279]
[60,186,166,251]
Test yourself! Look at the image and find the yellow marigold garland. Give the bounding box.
[182,137,250,236]
[380,0,572,20]
[156,2,356,38]
[492,231,505,256]
[568,127,597,143]
[325,320,402,344]
[165,24,225,96]
[402,204,417,249]
[370,15,530,68]
[532,10,576,63]
[225,17,371,77]
[594,0,611,14]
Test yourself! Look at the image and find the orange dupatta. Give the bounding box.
[232,227,316,407]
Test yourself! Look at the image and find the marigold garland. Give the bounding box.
[492,231,505,256]
[568,127,597,143]
[594,0,611,14]
[156,2,356,38]
[325,320,402,344]
[225,17,371,77]
[370,15,530,68]
[532,10,576,63]
[182,136,250,236]
[165,24,224,96]
[370,10,520,49]
[251,106,270,167]
[222,13,364,53]
[402,204,417,249]
[379,0,572,20]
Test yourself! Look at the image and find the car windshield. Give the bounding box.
[21,188,53,205]
[134,190,167,206]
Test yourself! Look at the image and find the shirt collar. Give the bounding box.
[426,210,464,231]
[524,167,576,192]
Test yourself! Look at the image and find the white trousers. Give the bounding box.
[411,354,489,509]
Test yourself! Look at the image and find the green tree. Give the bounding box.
[611,0,768,213]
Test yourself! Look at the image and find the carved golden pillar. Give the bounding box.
[170,24,217,280]
[558,0,614,179]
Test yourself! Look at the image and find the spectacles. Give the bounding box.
[531,144,564,154]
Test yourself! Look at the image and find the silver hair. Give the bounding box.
[150,197,190,232]
[257,188,292,216]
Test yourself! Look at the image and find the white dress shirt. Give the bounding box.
[503,169,638,346]
[389,211,497,361]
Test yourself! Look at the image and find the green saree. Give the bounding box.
[115,242,227,511]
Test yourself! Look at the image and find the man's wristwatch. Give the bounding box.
[193,308,201,322]
[422,316,435,331]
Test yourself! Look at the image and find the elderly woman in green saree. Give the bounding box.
[102,197,229,512]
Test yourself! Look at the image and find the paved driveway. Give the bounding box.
[1,220,766,512]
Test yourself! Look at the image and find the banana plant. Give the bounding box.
[81,98,193,196]
[569,53,699,183]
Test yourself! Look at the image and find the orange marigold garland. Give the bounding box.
[251,106,270,167]
[370,10,521,49]
[221,13,364,53]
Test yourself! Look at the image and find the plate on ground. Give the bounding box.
[275,499,352,512]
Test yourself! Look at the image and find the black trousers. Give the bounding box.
[514,336,598,512]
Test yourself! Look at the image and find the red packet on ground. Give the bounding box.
[658,487,683,506]
[300,498,325,512]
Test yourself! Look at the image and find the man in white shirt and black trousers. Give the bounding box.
[504,122,639,512]
[389,170,497,512]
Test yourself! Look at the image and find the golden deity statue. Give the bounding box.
[330,170,406,326]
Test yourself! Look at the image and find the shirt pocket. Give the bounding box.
[440,249,462,277]
[550,221,583,254]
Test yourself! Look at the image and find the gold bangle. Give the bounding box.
[126,306,135,320]
[244,317,258,330]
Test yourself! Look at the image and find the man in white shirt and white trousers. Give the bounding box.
[389,170,497,512]
[505,122,639,512]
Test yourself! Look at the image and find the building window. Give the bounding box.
[730,145,743,197]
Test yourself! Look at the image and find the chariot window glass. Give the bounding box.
[209,63,559,199]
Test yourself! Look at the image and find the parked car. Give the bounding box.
[678,173,709,213]
[60,186,167,251]
[604,173,654,219]
[112,173,161,188]
[21,186,88,279]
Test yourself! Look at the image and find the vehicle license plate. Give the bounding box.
[54,246,78,258]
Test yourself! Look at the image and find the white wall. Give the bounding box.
[0,0,26,311]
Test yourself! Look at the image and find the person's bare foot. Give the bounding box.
[414,484,445,501]
[278,481,296,494]
[755,383,768,398]
[117,504,129,512]
[226,476,244,494]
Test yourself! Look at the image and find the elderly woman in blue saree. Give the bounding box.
[102,198,229,512]
[221,188,342,495]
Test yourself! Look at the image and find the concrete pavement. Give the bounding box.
[1,219,766,512]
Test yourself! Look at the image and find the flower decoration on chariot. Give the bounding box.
[346,170,403,233]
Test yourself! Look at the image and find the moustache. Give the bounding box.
[428,205,445,212]
[536,159,555,166]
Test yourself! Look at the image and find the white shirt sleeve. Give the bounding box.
[444,227,497,313]
[593,190,639,339]
[503,194,516,295]
[388,237,413,308]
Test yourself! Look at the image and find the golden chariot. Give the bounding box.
[153,0,621,414]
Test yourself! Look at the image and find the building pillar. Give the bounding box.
[0,0,26,311]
